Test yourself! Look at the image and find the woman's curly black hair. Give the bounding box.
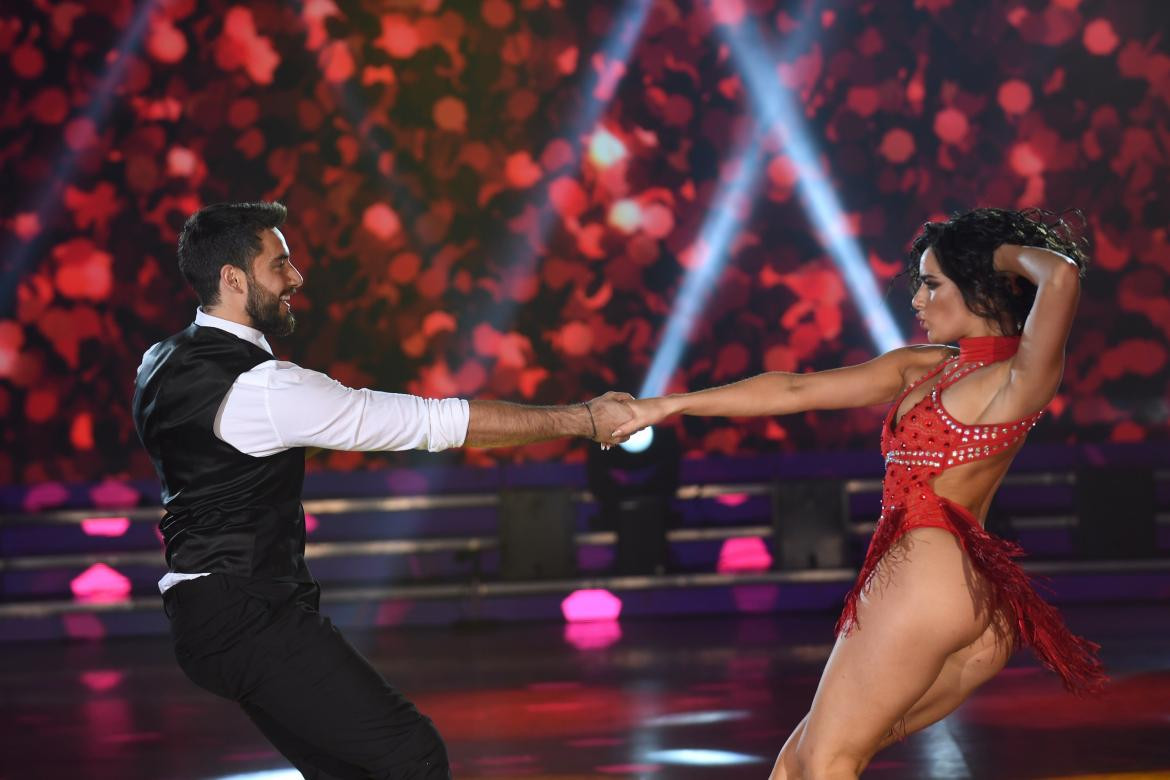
[907,208,1090,334]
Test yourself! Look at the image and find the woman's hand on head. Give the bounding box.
[993,243,1025,274]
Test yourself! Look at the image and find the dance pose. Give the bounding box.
[132,201,632,779]
[611,208,1106,779]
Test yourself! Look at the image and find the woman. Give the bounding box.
[610,208,1106,779]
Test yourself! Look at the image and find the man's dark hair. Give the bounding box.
[177,202,288,306]
[907,208,1090,334]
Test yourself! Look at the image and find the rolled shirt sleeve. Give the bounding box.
[214,360,469,457]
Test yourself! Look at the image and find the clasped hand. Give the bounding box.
[586,394,670,448]
[585,392,636,446]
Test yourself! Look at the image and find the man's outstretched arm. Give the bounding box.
[465,392,633,448]
[215,359,634,455]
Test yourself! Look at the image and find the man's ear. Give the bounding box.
[221,264,246,295]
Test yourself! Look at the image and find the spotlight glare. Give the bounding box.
[619,426,654,454]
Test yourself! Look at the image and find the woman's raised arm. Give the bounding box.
[994,244,1082,416]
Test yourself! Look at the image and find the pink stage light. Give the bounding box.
[561,588,622,622]
[71,563,132,603]
[717,537,773,574]
[587,127,627,169]
[304,512,319,534]
[22,482,68,512]
[81,517,130,537]
[89,480,139,508]
[714,492,749,507]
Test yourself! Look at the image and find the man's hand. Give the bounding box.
[586,391,636,445]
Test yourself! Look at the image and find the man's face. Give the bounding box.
[245,227,303,337]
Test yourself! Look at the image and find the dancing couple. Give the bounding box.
[133,202,1102,779]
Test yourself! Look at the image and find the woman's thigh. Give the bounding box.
[797,527,996,769]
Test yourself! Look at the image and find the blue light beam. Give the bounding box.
[718,15,905,353]
[491,0,654,329]
[639,138,765,399]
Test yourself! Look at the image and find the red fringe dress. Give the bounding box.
[835,335,1107,694]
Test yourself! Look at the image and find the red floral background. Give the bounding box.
[1,0,1167,485]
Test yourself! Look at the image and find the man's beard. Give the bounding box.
[245,277,296,337]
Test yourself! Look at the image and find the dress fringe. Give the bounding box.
[835,502,1107,695]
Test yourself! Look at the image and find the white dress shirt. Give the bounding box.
[155,309,470,593]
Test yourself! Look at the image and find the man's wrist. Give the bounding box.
[581,401,598,440]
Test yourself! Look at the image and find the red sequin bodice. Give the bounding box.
[879,337,1043,528]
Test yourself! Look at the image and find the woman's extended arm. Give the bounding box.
[611,345,950,438]
[993,244,1081,414]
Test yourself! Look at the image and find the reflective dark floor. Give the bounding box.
[3,604,1170,779]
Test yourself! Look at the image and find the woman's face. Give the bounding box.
[911,248,998,343]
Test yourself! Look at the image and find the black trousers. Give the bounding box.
[163,574,450,779]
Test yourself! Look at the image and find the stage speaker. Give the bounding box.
[1073,467,1155,559]
[771,479,848,569]
[498,488,577,580]
[614,496,670,575]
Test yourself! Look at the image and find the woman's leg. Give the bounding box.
[873,613,1013,751]
[771,527,999,780]
[770,618,1011,780]
[770,715,807,779]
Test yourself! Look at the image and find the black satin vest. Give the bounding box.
[131,324,312,583]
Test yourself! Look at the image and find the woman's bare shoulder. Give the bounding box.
[893,344,958,383]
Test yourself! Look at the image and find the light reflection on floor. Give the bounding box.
[3,607,1169,779]
[642,748,765,766]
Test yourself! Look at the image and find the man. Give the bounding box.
[131,201,632,778]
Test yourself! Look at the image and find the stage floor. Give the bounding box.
[3,603,1169,779]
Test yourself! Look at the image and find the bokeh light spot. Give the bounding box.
[1083,18,1119,55]
[608,199,642,233]
[587,127,627,169]
[933,108,969,144]
[362,203,401,241]
[433,96,468,132]
[879,128,915,163]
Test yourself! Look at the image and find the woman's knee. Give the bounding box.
[793,733,865,780]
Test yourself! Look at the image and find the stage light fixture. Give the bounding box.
[586,424,681,575]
